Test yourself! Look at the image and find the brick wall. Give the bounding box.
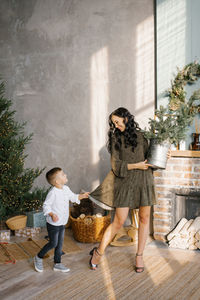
[153,157,200,241]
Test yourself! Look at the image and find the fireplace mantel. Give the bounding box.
[171,150,200,157]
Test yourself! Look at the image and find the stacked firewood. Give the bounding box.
[167,217,200,250]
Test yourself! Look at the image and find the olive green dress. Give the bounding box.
[90,131,156,209]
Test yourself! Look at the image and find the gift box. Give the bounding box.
[0,230,10,241]
[25,211,46,228]
[15,227,41,237]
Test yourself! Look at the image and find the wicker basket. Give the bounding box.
[70,214,111,243]
[6,215,27,230]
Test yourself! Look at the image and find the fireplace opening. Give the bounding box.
[167,189,200,250]
[174,191,200,226]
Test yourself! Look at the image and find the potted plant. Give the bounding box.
[18,187,49,213]
[144,62,200,169]
[18,187,50,227]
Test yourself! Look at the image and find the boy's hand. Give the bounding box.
[79,192,90,200]
[49,213,59,222]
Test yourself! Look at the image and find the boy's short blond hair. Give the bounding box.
[46,167,62,185]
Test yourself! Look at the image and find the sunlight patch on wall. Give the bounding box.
[135,15,155,129]
[90,47,109,188]
[157,0,187,107]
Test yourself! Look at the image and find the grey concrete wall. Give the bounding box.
[0,0,154,192]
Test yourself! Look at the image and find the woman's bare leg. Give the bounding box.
[91,207,129,265]
[136,206,151,272]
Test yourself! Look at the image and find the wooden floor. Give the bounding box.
[1,230,200,300]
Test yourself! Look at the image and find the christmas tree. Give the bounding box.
[0,79,45,219]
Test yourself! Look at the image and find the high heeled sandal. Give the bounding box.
[135,253,144,273]
[89,247,102,270]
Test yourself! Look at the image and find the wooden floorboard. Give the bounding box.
[1,230,200,300]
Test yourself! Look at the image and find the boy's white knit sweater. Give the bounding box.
[43,185,80,226]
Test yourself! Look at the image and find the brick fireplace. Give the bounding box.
[153,153,200,241]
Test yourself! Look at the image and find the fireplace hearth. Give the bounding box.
[153,154,200,241]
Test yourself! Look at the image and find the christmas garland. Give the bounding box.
[168,61,200,112]
[144,62,200,144]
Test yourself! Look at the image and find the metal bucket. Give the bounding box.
[147,139,170,169]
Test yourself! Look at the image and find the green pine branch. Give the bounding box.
[0,79,45,219]
[144,62,200,146]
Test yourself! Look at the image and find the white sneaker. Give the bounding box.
[53,263,70,273]
[34,255,43,272]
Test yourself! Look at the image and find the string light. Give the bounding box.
[0,80,45,219]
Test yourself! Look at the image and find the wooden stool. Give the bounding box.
[110,209,139,247]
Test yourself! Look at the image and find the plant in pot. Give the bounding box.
[18,187,50,213]
[144,62,200,169]
[17,187,50,228]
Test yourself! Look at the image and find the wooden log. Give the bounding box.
[167,218,188,241]
[195,241,200,248]
[167,217,200,250]
[188,217,200,233]
[168,236,189,249]
[195,230,200,240]
[188,244,198,250]
[169,242,188,250]
[188,236,197,245]
[179,219,194,238]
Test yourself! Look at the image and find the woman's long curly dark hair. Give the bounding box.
[107,107,141,153]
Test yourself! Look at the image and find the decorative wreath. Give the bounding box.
[168,61,200,112]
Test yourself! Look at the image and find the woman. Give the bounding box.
[89,107,156,273]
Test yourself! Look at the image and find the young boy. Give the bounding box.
[34,167,89,273]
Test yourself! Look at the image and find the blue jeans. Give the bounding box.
[37,223,65,263]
